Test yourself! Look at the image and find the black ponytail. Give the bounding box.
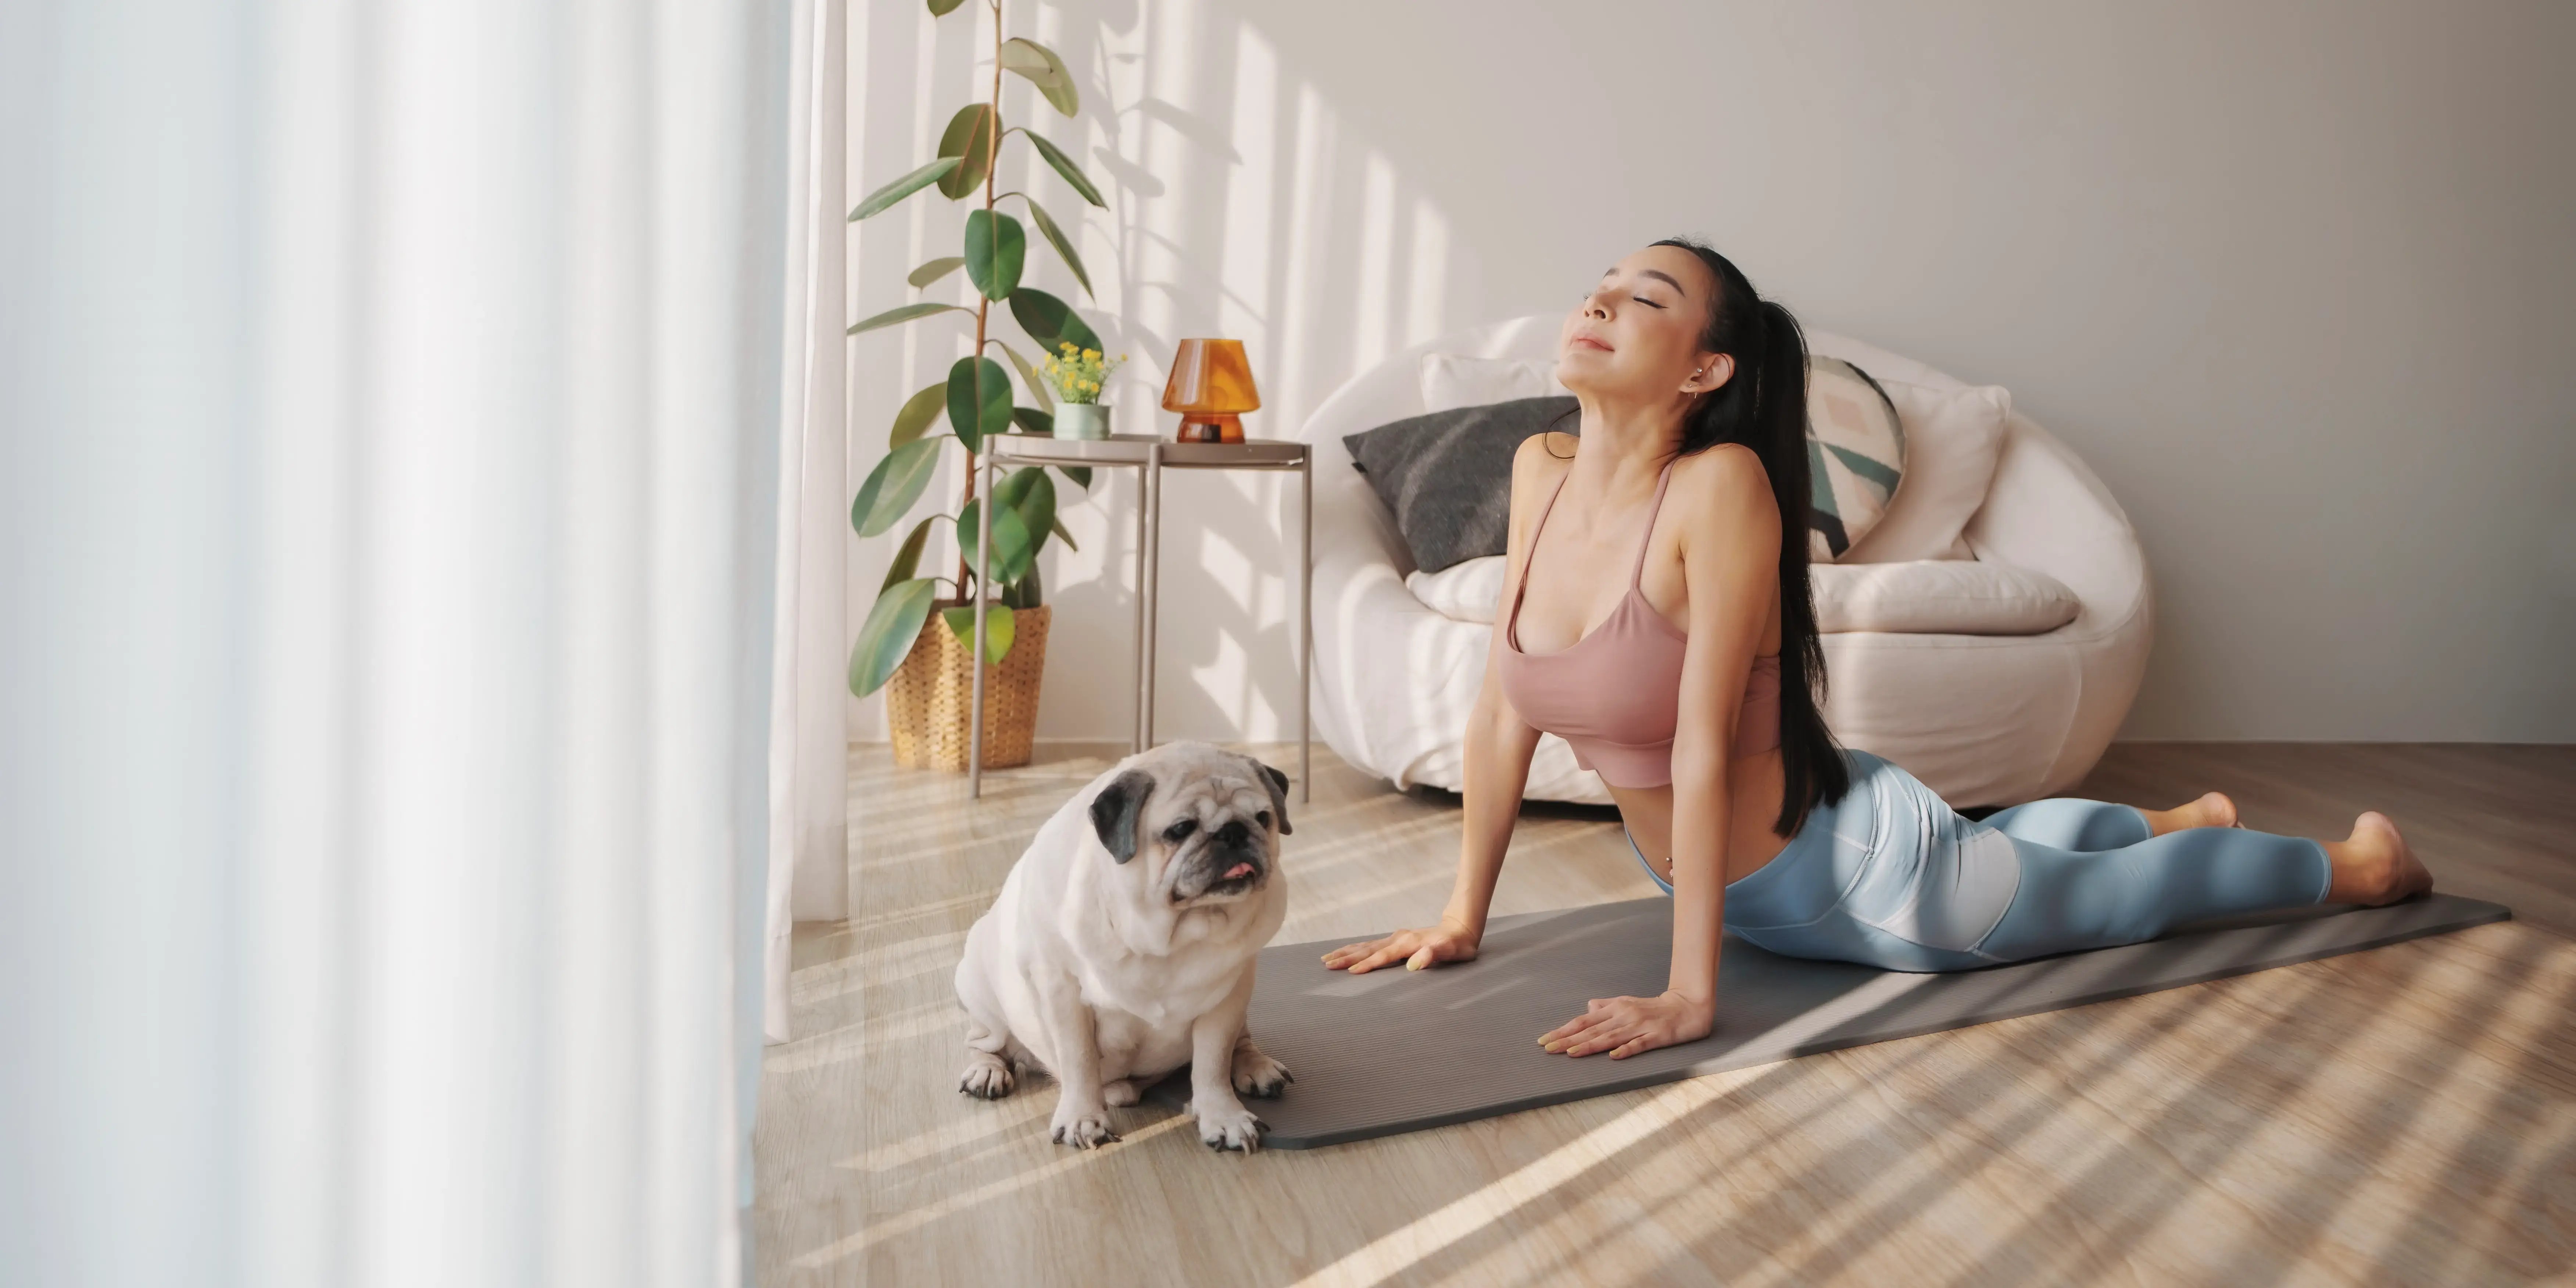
[1650,237,1849,835]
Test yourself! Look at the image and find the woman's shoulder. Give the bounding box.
[1511,430,1578,469]
[1671,443,1780,545]
[1508,432,1577,490]
[1672,441,1772,498]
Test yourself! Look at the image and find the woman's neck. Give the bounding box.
[1569,390,1686,501]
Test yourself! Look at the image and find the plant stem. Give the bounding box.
[955,0,1007,600]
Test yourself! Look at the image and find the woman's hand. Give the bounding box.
[1539,990,1714,1059]
[1320,920,1482,974]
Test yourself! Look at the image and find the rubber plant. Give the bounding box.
[846,0,1109,698]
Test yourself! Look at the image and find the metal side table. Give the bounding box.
[968,432,1312,802]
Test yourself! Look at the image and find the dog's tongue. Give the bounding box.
[1223,861,1254,880]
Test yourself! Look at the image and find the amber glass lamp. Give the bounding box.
[1160,338,1260,443]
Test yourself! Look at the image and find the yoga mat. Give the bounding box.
[1148,893,2509,1149]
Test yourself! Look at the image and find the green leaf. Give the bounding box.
[945,356,1012,453]
[888,382,946,448]
[997,467,1057,559]
[1000,37,1078,117]
[1011,406,1055,437]
[850,578,937,697]
[1008,287,1103,357]
[963,210,1026,301]
[940,603,1016,665]
[907,256,965,289]
[1049,515,1080,552]
[926,0,965,14]
[848,301,970,337]
[1003,561,1043,609]
[1019,197,1092,299]
[995,341,1052,410]
[851,439,943,537]
[957,500,1035,588]
[881,515,935,594]
[850,157,961,221]
[937,104,998,200]
[1022,130,1105,208]
[1053,464,1092,491]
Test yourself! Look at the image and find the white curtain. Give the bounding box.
[0,0,793,1285]
[766,0,852,1044]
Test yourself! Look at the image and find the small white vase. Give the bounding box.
[1053,402,1110,440]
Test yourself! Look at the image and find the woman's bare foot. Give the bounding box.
[2140,791,2240,836]
[2322,811,2434,905]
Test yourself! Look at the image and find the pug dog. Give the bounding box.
[952,741,1294,1152]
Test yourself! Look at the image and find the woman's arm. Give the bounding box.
[1662,447,1781,1009]
[1440,433,1559,940]
[1542,445,1780,1057]
[1322,434,1558,974]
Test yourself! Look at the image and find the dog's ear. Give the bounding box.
[1250,758,1293,836]
[1089,769,1156,863]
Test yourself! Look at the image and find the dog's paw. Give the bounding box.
[1101,1077,1145,1108]
[1049,1104,1120,1150]
[958,1051,1016,1100]
[1195,1101,1268,1153]
[1231,1044,1292,1099]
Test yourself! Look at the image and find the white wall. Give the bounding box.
[849,0,2576,744]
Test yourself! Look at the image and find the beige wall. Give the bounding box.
[849,0,2576,744]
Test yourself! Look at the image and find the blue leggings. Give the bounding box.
[1627,748,2334,972]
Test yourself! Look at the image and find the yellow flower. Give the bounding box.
[1083,348,1099,360]
[1059,341,1076,353]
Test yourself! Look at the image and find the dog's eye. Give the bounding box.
[1163,819,1197,843]
[1255,810,1272,829]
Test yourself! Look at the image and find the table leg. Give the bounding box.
[1128,464,1145,755]
[970,448,995,799]
[1298,454,1312,804]
[1140,444,1162,752]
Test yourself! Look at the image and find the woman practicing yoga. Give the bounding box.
[1321,237,2433,1061]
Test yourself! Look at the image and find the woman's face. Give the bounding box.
[1555,244,1731,405]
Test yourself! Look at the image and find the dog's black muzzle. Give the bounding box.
[1171,819,1269,902]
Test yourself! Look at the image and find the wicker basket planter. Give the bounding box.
[885,604,1050,771]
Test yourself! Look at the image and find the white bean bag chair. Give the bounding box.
[1300,315,2154,809]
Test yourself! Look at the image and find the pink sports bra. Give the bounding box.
[1495,459,1782,788]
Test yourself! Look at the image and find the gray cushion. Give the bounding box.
[1342,396,1577,573]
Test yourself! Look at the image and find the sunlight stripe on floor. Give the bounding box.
[1288,1075,1740,1288]
[791,1114,1194,1269]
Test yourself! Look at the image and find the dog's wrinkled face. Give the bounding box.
[1087,743,1292,908]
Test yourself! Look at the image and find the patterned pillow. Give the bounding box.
[1803,356,1905,562]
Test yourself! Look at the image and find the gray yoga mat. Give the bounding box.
[1148,893,2509,1149]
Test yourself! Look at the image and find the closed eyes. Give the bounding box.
[1579,289,1669,310]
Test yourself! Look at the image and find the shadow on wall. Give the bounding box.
[846,0,1479,743]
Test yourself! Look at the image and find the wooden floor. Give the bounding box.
[756,742,2576,1287]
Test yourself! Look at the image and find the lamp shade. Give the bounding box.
[1161,338,1260,414]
